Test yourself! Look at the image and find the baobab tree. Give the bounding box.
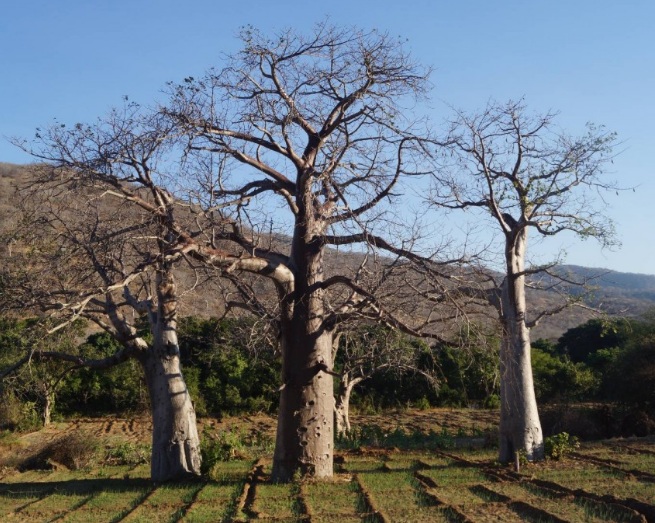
[7,111,204,481]
[428,99,618,462]
[10,24,462,482]
[166,23,457,480]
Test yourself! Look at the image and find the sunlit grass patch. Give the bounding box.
[251,481,298,519]
[420,464,488,486]
[303,476,360,516]
[195,482,240,502]
[13,492,90,521]
[208,459,253,483]
[357,470,449,522]
[0,492,47,518]
[528,461,655,504]
[145,483,200,507]
[415,455,451,467]
[310,516,367,523]
[178,502,232,523]
[358,470,415,491]
[59,487,152,523]
[447,448,498,462]
[341,456,385,473]
[382,457,420,471]
[458,502,526,522]
[180,481,242,523]
[485,481,611,523]
[2,470,54,483]
[123,463,151,479]
[117,483,201,523]
[83,485,151,510]
[578,444,655,473]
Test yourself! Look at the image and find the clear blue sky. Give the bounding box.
[1,0,653,274]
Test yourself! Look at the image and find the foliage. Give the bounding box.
[104,442,150,466]
[544,432,579,460]
[334,424,489,451]
[0,316,87,427]
[178,316,280,416]
[200,426,274,475]
[0,390,40,432]
[555,318,634,363]
[609,338,655,407]
[432,329,500,408]
[531,347,598,402]
[58,332,149,416]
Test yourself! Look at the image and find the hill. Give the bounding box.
[1,162,653,341]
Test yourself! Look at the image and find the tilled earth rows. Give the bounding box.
[1,415,654,522]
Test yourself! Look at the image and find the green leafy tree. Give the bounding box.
[556,318,634,363]
[177,317,280,416]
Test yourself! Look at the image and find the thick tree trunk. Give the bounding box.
[272,324,334,481]
[271,210,335,481]
[335,375,362,436]
[498,227,544,463]
[141,264,201,482]
[141,347,201,482]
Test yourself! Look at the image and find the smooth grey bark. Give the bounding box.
[334,374,362,436]
[498,226,544,462]
[141,348,201,482]
[140,266,201,482]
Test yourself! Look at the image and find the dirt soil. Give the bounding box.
[0,408,495,470]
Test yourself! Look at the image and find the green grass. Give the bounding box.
[1,421,654,522]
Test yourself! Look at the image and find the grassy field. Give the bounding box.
[1,410,654,522]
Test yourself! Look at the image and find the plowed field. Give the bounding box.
[1,410,654,522]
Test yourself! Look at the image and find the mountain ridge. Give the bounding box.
[1,162,653,340]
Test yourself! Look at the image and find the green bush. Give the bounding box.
[0,391,40,432]
[483,394,501,409]
[200,426,274,475]
[544,432,579,460]
[104,442,150,466]
[532,348,598,402]
[336,424,458,450]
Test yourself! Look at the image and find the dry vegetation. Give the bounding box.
[1,410,654,522]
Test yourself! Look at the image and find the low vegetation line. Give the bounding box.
[570,452,655,483]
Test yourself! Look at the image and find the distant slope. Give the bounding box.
[1,162,654,340]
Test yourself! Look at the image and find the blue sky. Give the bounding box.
[1,0,653,274]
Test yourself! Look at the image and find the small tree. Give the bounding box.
[429,100,618,461]
[333,324,436,434]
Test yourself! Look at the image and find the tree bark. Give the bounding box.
[498,227,544,462]
[141,346,201,482]
[272,329,334,481]
[335,375,362,436]
[271,214,335,481]
[42,389,54,427]
[140,266,202,482]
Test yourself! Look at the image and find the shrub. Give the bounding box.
[484,394,501,409]
[22,433,101,470]
[0,391,40,432]
[200,426,274,476]
[104,442,150,466]
[544,432,579,460]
